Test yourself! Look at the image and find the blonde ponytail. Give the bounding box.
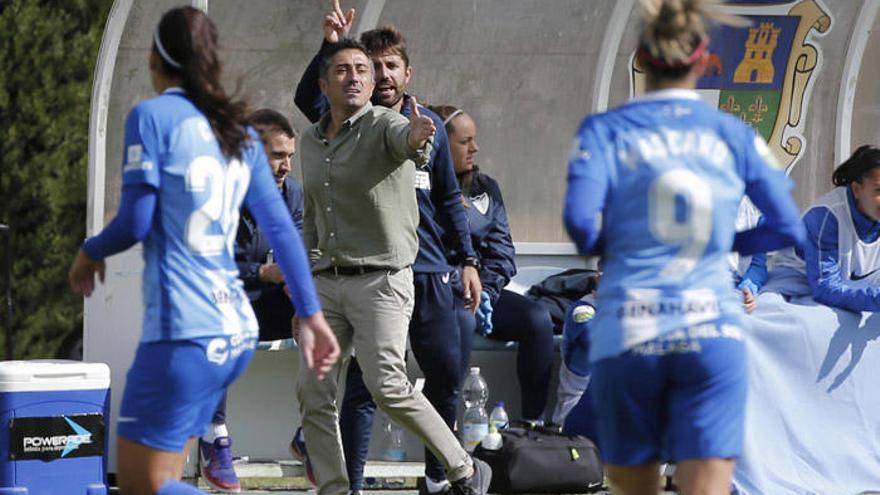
[638,0,747,71]
[641,0,706,63]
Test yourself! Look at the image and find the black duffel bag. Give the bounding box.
[473,424,603,493]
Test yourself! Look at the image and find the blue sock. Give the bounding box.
[157,480,207,494]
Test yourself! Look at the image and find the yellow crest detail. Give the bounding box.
[734,23,782,84]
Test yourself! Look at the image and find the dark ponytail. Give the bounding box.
[154,7,249,158]
[832,145,880,187]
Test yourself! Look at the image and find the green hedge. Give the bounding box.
[0,0,113,358]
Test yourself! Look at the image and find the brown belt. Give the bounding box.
[319,265,389,276]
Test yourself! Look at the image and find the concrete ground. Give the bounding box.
[182,460,679,495]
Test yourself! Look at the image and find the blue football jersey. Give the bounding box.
[121,88,276,342]
[566,89,791,362]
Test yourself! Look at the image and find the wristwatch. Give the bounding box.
[463,256,481,270]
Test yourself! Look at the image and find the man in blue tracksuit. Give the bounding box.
[293,7,480,495]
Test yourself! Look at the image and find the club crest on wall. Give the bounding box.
[631,0,831,174]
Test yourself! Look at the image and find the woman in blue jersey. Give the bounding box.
[771,145,880,311]
[428,104,557,422]
[563,1,804,493]
[68,7,339,495]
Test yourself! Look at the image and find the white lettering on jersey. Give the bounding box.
[649,169,713,278]
[206,335,256,366]
[620,288,661,349]
[622,128,732,169]
[206,337,229,365]
[205,269,245,334]
[185,155,250,257]
[629,322,742,356]
[619,288,720,349]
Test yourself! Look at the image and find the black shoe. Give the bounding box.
[418,476,451,495]
[451,458,491,495]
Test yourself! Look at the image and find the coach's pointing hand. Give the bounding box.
[407,97,435,150]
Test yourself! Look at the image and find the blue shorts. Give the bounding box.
[118,335,256,452]
[590,320,746,465]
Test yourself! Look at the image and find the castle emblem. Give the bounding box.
[630,0,831,173]
[734,22,782,84]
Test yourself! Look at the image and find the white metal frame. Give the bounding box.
[591,0,637,113]
[87,0,134,236]
[834,0,878,165]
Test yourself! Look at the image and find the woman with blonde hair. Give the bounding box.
[563,1,805,493]
[429,104,556,424]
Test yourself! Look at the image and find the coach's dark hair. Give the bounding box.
[360,25,410,66]
[318,38,371,80]
[153,7,249,158]
[248,109,298,141]
[832,145,880,186]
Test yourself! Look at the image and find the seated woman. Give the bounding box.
[771,145,880,311]
[429,104,556,422]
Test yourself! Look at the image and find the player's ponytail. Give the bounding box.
[638,0,745,81]
[153,7,249,158]
[832,145,880,187]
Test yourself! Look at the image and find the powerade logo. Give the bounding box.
[10,413,104,461]
[22,417,93,457]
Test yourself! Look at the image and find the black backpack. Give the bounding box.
[473,424,604,493]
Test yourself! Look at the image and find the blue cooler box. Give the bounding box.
[0,360,110,495]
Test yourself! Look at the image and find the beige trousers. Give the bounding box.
[296,268,472,495]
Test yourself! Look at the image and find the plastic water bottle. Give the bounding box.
[380,415,406,462]
[461,367,489,452]
[462,367,488,409]
[462,404,489,452]
[481,423,503,451]
[489,401,509,430]
[379,414,408,488]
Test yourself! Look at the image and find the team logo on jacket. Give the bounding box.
[630,0,831,174]
[470,193,490,215]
